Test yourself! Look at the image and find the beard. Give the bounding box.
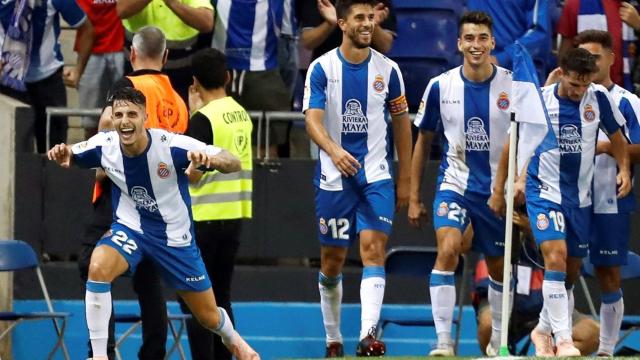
[347,28,371,49]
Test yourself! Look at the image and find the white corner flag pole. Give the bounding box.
[499,113,518,356]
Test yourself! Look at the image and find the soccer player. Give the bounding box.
[409,11,512,356]
[573,30,640,357]
[47,87,259,360]
[303,0,412,356]
[523,47,630,357]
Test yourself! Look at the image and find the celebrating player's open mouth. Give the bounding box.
[119,126,136,142]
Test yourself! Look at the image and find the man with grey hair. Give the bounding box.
[78,25,189,360]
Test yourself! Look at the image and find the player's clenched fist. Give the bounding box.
[47,143,73,168]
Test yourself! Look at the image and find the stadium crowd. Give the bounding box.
[5,0,640,358]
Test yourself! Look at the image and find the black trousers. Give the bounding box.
[178,219,242,360]
[0,68,68,153]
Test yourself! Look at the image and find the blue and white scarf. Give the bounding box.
[0,0,35,91]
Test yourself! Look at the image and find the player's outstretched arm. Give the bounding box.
[47,143,74,168]
[608,130,632,197]
[305,108,360,177]
[392,112,412,210]
[185,149,241,175]
[408,130,433,228]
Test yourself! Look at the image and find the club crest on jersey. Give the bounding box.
[342,99,368,133]
[559,124,582,154]
[536,213,549,230]
[157,162,171,179]
[372,74,385,93]
[465,117,490,151]
[319,218,328,234]
[496,91,510,110]
[583,104,596,122]
[436,202,449,217]
[131,186,158,212]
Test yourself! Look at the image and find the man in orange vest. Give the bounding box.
[78,26,189,360]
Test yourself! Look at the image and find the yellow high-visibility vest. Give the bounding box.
[189,97,252,220]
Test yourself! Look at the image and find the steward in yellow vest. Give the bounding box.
[179,48,253,358]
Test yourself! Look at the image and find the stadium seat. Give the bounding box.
[377,246,469,352]
[580,251,640,347]
[0,240,70,360]
[114,312,191,360]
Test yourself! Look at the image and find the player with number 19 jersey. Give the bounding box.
[303,48,408,245]
[414,64,512,256]
[526,83,625,257]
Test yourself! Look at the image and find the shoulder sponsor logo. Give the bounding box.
[465,117,490,151]
[496,91,510,110]
[157,162,171,179]
[342,99,368,133]
[328,78,340,83]
[131,186,158,212]
[441,99,461,105]
[536,213,549,230]
[104,166,123,174]
[559,124,582,154]
[372,74,385,93]
[583,104,596,122]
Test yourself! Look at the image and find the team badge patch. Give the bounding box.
[496,91,510,110]
[436,202,449,217]
[583,104,596,122]
[536,213,549,230]
[319,218,328,235]
[157,162,171,179]
[372,74,385,93]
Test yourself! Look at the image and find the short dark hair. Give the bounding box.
[459,11,493,34]
[335,0,376,20]
[191,48,227,90]
[559,47,599,78]
[574,29,613,50]
[108,87,146,108]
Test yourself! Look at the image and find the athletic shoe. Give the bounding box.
[325,342,344,358]
[356,327,386,357]
[485,342,498,356]
[530,327,555,357]
[428,343,454,356]
[555,338,581,357]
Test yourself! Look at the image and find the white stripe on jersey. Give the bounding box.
[250,0,269,71]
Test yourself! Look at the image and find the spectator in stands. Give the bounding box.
[117,0,214,101]
[212,0,290,158]
[557,0,640,91]
[78,26,190,360]
[298,0,396,60]
[467,0,552,82]
[279,0,299,102]
[75,0,125,139]
[178,47,252,360]
[0,0,94,153]
[472,209,600,356]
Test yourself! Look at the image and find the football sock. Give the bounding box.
[542,271,571,341]
[488,277,511,349]
[86,280,112,358]
[319,272,343,344]
[360,266,385,340]
[598,289,624,355]
[430,269,455,346]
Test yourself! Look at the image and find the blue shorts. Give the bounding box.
[97,223,211,292]
[315,180,394,247]
[526,197,590,258]
[432,190,505,257]
[589,213,630,266]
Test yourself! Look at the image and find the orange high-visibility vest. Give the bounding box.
[127,73,189,134]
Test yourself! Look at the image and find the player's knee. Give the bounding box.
[87,260,115,282]
[541,243,567,271]
[435,246,460,269]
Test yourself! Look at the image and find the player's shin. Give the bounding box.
[360,266,385,339]
[319,272,344,344]
[429,269,456,346]
[85,280,112,357]
[598,289,624,356]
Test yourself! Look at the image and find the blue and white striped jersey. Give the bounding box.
[527,83,625,208]
[303,48,408,191]
[212,0,282,71]
[414,65,513,199]
[71,129,222,247]
[593,84,640,214]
